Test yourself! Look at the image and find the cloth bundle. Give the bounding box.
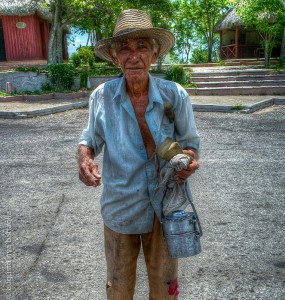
[151,154,192,219]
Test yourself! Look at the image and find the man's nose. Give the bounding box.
[128,50,140,61]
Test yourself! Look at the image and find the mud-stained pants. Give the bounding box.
[104,215,179,300]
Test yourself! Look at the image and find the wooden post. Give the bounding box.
[220,32,223,59]
[235,25,239,59]
[6,82,16,94]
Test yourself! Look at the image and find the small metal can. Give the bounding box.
[162,210,202,258]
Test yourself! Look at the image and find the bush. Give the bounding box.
[278,58,285,68]
[71,53,81,67]
[48,63,75,91]
[190,49,208,64]
[165,65,187,84]
[78,46,95,67]
[80,69,89,89]
[15,66,48,73]
[41,82,53,92]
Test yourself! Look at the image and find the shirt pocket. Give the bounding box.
[160,115,175,137]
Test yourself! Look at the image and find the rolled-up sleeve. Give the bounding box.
[174,86,200,151]
[79,90,105,155]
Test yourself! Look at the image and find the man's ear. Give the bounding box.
[108,49,119,66]
[151,48,160,64]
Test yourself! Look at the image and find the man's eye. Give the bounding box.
[119,46,129,52]
[139,43,147,48]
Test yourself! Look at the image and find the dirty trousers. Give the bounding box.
[104,215,179,300]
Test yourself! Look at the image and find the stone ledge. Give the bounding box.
[186,86,285,96]
[241,98,285,113]
[0,101,88,119]
[0,91,91,102]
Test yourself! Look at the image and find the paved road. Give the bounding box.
[0,107,284,300]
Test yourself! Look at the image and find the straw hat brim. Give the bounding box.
[94,28,175,62]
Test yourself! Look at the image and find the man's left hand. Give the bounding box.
[175,149,200,184]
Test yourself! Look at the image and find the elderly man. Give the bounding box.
[77,9,200,300]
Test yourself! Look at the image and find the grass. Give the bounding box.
[232,104,246,110]
[182,82,197,88]
[15,66,48,73]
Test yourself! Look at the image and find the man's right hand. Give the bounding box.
[79,159,102,187]
[78,145,102,187]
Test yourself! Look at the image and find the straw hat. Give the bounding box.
[94,9,175,62]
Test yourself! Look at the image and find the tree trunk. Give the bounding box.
[48,2,63,64]
[156,57,163,72]
[280,27,285,61]
[95,30,103,43]
[264,41,270,68]
[207,40,213,62]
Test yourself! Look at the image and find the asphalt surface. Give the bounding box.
[0,95,285,118]
[0,106,284,300]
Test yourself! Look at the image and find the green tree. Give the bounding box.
[177,0,229,63]
[73,1,174,45]
[171,1,194,63]
[277,0,285,60]
[235,0,285,67]
[20,0,174,64]
[72,0,174,68]
[44,0,114,64]
[23,0,113,64]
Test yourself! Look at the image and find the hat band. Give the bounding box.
[114,27,153,37]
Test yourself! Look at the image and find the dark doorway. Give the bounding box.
[40,22,47,59]
[0,19,6,61]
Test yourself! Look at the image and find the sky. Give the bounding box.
[67,32,88,56]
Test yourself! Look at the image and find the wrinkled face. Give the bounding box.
[110,38,159,83]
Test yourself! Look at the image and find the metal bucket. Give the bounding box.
[162,210,202,258]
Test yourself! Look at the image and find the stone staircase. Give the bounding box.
[186,68,285,95]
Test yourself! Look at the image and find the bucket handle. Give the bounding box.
[190,201,203,237]
[183,187,203,237]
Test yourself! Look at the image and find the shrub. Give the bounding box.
[71,53,81,67]
[80,69,89,89]
[15,66,48,73]
[48,63,75,91]
[278,58,285,69]
[41,82,53,92]
[88,56,95,67]
[190,49,208,64]
[165,65,187,84]
[78,46,95,67]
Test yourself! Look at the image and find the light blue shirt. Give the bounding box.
[79,75,200,234]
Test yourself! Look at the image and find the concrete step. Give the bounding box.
[186,86,285,96]
[194,80,285,88]
[191,74,285,83]
[192,69,285,76]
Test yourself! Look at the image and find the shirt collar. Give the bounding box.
[112,74,164,107]
[112,76,127,102]
[148,74,164,108]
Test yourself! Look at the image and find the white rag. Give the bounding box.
[159,154,192,216]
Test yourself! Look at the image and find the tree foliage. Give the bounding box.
[28,0,173,64]
[48,0,118,64]
[72,0,174,46]
[277,0,285,60]
[171,1,194,63]
[172,0,230,63]
[234,0,285,67]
